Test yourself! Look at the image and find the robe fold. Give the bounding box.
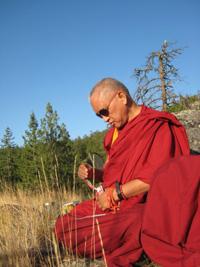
[141,155,200,267]
[54,105,190,267]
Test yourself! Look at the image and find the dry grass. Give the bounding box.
[0,187,159,267]
[0,187,83,267]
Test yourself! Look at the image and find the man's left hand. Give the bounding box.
[96,191,110,211]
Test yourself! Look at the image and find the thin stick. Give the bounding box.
[37,170,44,196]
[40,157,51,200]
[95,219,108,267]
[73,154,77,196]
[92,153,96,260]
[54,154,60,191]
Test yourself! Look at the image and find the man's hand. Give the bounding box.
[96,190,110,211]
[77,163,92,180]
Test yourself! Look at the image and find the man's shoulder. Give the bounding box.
[141,105,180,125]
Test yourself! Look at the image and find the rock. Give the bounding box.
[173,101,200,154]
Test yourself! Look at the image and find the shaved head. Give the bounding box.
[90,78,131,100]
[89,77,140,128]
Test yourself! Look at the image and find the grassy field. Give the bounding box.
[0,187,85,267]
[0,187,160,267]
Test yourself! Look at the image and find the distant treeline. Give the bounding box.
[0,103,106,192]
[0,94,199,191]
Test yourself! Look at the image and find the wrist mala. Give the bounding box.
[115,181,127,201]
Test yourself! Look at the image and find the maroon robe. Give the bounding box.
[141,155,200,267]
[54,106,190,267]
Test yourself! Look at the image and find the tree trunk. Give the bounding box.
[158,53,167,111]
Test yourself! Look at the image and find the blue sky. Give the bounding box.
[0,0,199,145]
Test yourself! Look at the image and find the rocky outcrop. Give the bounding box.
[173,101,200,154]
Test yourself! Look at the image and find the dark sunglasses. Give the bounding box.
[96,108,109,118]
[96,92,118,118]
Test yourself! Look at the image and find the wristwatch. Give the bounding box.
[115,181,124,201]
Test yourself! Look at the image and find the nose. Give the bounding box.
[102,115,109,122]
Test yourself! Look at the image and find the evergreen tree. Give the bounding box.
[0,127,18,186]
[38,103,74,189]
[23,112,39,146]
[19,113,40,189]
[1,127,15,148]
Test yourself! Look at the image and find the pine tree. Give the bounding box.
[38,103,74,189]
[134,41,183,111]
[20,113,40,189]
[0,127,18,186]
[23,112,39,146]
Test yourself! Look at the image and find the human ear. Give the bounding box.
[118,92,127,105]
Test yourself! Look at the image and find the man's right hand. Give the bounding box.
[77,163,92,180]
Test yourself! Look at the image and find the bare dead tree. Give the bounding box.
[133,41,184,111]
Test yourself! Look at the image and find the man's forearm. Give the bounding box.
[113,179,150,201]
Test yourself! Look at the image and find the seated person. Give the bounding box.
[55,77,190,267]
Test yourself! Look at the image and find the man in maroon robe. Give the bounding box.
[55,78,190,266]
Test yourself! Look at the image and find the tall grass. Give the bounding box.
[0,153,107,267]
[0,187,83,267]
[0,153,156,267]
